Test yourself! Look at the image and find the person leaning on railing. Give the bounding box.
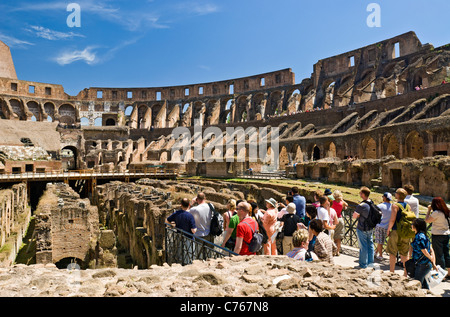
[165,198,197,236]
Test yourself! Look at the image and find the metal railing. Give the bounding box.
[340,209,433,249]
[236,170,287,180]
[342,210,359,248]
[165,225,238,266]
[0,168,178,181]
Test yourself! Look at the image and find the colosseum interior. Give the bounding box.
[0,30,449,297]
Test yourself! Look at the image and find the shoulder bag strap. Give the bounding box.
[242,219,256,234]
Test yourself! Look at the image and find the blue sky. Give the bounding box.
[0,0,449,96]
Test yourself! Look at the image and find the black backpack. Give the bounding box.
[208,203,224,237]
[242,219,263,253]
[362,200,382,230]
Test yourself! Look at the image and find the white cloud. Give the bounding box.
[0,33,34,48]
[198,65,211,71]
[175,1,220,16]
[10,1,168,32]
[55,47,97,65]
[54,37,140,66]
[27,26,85,41]
[10,0,118,15]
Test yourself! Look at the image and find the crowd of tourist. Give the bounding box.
[166,184,449,290]
[351,185,449,289]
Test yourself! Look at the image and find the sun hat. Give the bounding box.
[265,198,278,208]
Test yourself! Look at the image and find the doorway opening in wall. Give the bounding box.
[61,146,78,171]
[319,167,329,180]
[433,151,448,156]
[55,257,85,270]
[105,118,116,126]
[390,169,402,189]
[313,146,321,161]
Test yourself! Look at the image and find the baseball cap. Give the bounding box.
[383,192,393,201]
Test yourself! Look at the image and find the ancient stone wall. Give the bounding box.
[34,183,114,269]
[0,183,31,267]
[94,181,174,268]
[294,156,450,200]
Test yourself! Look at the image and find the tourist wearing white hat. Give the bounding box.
[279,203,302,255]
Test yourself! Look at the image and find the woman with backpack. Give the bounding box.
[425,197,450,280]
[409,218,437,289]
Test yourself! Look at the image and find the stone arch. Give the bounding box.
[326,142,337,158]
[287,89,301,114]
[0,98,11,119]
[58,104,77,124]
[322,79,336,109]
[279,146,289,169]
[166,104,179,128]
[268,91,283,116]
[192,101,205,126]
[105,118,116,126]
[61,146,78,170]
[263,146,275,165]
[10,99,26,120]
[312,145,321,161]
[137,105,150,129]
[27,101,41,121]
[405,131,424,159]
[291,144,303,163]
[252,93,266,120]
[44,102,56,121]
[235,95,249,122]
[152,104,164,128]
[54,257,85,270]
[171,150,181,162]
[383,134,400,158]
[362,136,377,159]
[160,151,168,163]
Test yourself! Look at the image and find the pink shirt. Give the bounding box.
[263,208,278,232]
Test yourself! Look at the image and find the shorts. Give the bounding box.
[333,218,345,240]
[374,226,388,245]
[386,230,410,256]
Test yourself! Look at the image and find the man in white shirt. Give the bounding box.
[404,184,420,218]
[189,192,214,243]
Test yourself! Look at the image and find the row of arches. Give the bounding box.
[0,98,77,124]
[362,131,425,160]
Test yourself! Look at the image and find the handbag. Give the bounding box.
[405,254,425,278]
